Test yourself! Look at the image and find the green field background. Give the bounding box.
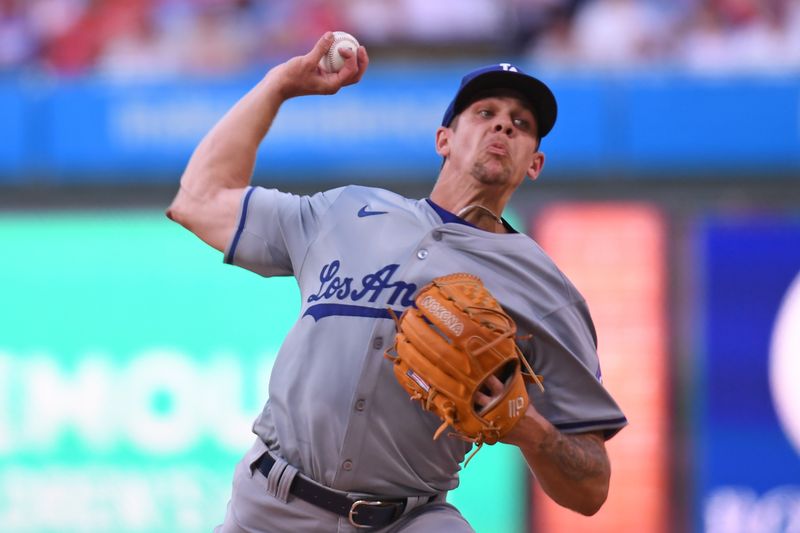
[0,211,526,532]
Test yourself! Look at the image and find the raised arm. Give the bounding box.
[166,32,369,251]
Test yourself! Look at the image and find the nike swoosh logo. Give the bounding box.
[358,205,388,217]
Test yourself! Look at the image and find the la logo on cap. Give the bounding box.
[498,63,519,72]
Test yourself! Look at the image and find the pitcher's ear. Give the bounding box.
[527,151,545,182]
[435,126,451,158]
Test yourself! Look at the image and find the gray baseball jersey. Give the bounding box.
[224,184,627,498]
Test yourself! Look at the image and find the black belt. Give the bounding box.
[254,453,419,529]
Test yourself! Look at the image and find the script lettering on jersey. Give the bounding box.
[304,260,418,321]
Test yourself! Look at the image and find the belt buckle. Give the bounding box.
[348,499,386,529]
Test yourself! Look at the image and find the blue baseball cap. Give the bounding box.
[441,63,558,138]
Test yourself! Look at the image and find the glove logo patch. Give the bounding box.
[508,396,525,418]
[406,369,430,392]
[419,295,464,336]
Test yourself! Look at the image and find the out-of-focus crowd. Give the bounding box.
[1,0,799,77]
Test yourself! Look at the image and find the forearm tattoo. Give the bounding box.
[539,432,610,481]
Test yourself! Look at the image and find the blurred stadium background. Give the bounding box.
[1,0,800,532]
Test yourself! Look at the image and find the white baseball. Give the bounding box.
[318,31,360,73]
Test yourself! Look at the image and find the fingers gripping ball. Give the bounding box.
[318,31,360,73]
[385,273,544,463]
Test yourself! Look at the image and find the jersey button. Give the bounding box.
[417,249,429,260]
[372,337,384,350]
[432,231,443,241]
[355,399,366,411]
[342,460,353,471]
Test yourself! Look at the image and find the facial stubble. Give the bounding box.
[470,153,513,185]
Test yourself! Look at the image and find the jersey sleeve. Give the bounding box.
[223,186,343,277]
[527,300,628,440]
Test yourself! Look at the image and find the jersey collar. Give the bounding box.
[425,198,518,234]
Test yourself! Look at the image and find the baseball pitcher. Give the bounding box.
[167,32,627,532]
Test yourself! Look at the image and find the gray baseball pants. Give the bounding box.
[214,438,474,532]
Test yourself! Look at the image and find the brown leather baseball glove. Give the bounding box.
[385,273,544,463]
